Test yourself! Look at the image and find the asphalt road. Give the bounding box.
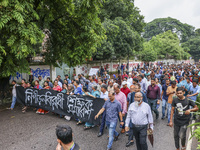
[0,104,196,150]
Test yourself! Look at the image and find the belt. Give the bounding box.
[132,124,148,128]
[148,98,156,100]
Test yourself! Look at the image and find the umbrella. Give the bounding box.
[147,128,154,147]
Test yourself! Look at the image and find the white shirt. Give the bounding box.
[127,78,133,85]
[100,91,109,100]
[125,102,154,130]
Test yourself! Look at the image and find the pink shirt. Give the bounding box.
[115,91,127,114]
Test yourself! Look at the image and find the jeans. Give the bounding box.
[99,111,106,133]
[167,103,172,123]
[106,121,119,149]
[162,98,167,117]
[10,96,17,109]
[133,124,148,150]
[174,124,188,149]
[148,99,159,116]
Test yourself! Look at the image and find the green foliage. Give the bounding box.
[139,42,156,62]
[139,30,190,61]
[94,0,144,60]
[143,17,195,43]
[0,0,105,77]
[182,36,200,61]
[0,0,44,77]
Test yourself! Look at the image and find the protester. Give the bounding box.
[34,80,43,89]
[8,80,18,110]
[161,78,170,119]
[138,75,146,93]
[125,92,153,150]
[56,125,80,150]
[95,91,124,150]
[114,84,127,134]
[67,84,74,95]
[98,84,109,137]
[73,80,82,95]
[61,83,68,94]
[64,74,71,84]
[146,78,160,119]
[166,80,177,124]
[53,80,62,92]
[38,76,44,87]
[169,87,198,150]
[21,79,27,88]
[107,80,114,93]
[47,77,53,88]
[120,81,130,98]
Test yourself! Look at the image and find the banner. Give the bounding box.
[16,86,105,125]
[89,68,99,76]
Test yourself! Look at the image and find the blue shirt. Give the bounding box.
[176,75,182,83]
[91,90,100,98]
[49,82,53,88]
[155,74,161,80]
[189,85,200,101]
[67,78,71,84]
[103,99,122,123]
[74,86,82,95]
[162,84,169,100]
[129,91,147,104]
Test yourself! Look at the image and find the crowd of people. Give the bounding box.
[8,62,200,150]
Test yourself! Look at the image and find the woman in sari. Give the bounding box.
[36,81,50,114]
[53,80,62,92]
[61,83,68,94]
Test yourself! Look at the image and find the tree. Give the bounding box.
[143,17,195,43]
[182,36,200,61]
[139,30,190,61]
[99,0,145,33]
[93,17,143,60]
[0,0,105,99]
[93,0,145,60]
[140,42,156,62]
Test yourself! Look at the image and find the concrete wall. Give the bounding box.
[9,65,50,84]
[75,59,194,76]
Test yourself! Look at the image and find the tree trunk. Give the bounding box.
[0,77,11,104]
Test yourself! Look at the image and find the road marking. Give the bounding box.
[186,120,195,150]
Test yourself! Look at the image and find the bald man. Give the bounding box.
[125,92,153,150]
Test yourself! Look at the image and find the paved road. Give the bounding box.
[0,105,195,150]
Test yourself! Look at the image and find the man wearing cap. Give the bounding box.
[114,84,127,134]
[65,74,71,84]
[121,81,130,98]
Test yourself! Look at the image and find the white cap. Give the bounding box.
[122,81,127,85]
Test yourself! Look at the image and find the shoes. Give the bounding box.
[121,129,125,134]
[97,132,103,137]
[114,134,120,141]
[107,148,111,150]
[161,116,165,120]
[126,141,134,147]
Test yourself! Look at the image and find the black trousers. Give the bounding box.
[174,124,188,149]
[133,124,148,150]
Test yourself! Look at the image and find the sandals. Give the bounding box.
[84,126,92,130]
[181,147,186,150]
[77,121,83,125]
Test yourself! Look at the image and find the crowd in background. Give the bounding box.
[8,62,200,150]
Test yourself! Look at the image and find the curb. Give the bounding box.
[186,120,196,150]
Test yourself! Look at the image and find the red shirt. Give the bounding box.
[53,85,62,92]
[120,87,130,98]
[122,74,128,80]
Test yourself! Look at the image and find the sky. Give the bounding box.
[134,0,200,29]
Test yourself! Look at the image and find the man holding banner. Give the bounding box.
[95,91,124,150]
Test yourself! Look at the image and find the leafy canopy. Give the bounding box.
[0,0,105,77]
